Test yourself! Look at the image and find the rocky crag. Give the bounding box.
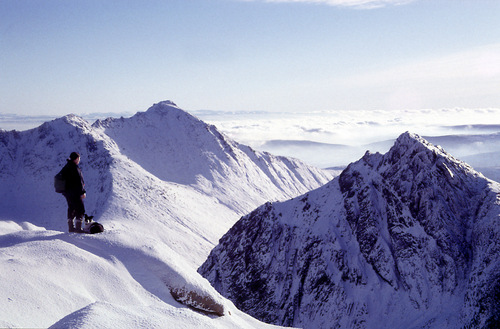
[199,132,500,328]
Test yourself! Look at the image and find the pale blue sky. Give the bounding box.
[1,0,499,115]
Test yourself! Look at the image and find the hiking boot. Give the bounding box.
[74,219,84,233]
[68,219,76,233]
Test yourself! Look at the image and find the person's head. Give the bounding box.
[69,152,80,164]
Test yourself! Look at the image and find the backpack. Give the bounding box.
[54,171,66,193]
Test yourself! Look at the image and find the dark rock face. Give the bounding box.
[199,132,500,328]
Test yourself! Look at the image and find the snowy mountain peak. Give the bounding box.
[123,100,206,132]
[384,131,443,164]
[394,130,424,146]
[199,132,500,328]
[144,100,184,115]
[347,131,483,187]
[152,100,179,108]
[48,113,90,130]
[90,101,333,211]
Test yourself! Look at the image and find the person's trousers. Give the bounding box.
[64,193,85,220]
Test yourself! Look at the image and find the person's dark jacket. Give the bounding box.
[61,160,85,198]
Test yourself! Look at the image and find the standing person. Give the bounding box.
[60,152,86,233]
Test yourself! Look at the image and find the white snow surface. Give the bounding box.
[0,101,332,328]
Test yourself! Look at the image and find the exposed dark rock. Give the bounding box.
[199,132,500,328]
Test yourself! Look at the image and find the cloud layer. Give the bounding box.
[1,107,499,174]
[241,0,415,9]
[196,108,500,168]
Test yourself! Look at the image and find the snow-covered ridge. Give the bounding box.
[92,101,332,213]
[199,132,500,328]
[0,101,332,328]
[0,100,332,228]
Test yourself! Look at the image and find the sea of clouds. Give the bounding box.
[194,108,500,169]
[1,107,499,173]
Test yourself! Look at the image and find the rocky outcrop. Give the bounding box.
[170,287,225,316]
[199,132,500,328]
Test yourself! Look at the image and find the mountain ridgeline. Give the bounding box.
[0,100,332,271]
[0,101,331,229]
[199,132,500,328]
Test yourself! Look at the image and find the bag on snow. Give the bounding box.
[83,215,104,234]
[88,222,104,234]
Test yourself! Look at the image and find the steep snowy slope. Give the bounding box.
[0,101,331,328]
[199,132,500,328]
[93,101,331,214]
